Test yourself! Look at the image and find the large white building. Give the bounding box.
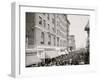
[25,13,70,66]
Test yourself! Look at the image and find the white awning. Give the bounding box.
[45,51,59,59]
[45,50,69,59]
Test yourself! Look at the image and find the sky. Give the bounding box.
[68,15,89,49]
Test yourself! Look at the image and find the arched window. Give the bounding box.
[48,33,51,45]
[54,36,56,46]
[41,32,45,44]
[47,14,49,20]
[57,37,59,46]
[39,16,42,25]
[43,20,46,28]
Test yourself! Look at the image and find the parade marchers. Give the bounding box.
[26,48,89,67]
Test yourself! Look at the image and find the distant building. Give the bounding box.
[25,13,70,66]
[84,21,89,51]
[68,35,76,51]
[84,21,90,64]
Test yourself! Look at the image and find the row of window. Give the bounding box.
[26,32,67,47]
[39,16,66,37]
[39,16,56,34]
[40,32,66,47]
[57,29,67,39]
[40,32,52,45]
[39,15,67,36]
[56,18,67,33]
[39,16,52,30]
[39,15,54,25]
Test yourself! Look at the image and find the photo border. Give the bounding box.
[11,2,96,78]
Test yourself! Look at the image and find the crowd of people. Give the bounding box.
[26,48,89,67]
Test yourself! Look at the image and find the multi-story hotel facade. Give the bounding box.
[26,13,70,66]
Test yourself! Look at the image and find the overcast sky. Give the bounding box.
[68,15,89,49]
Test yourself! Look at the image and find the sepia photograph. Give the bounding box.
[25,12,90,67]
